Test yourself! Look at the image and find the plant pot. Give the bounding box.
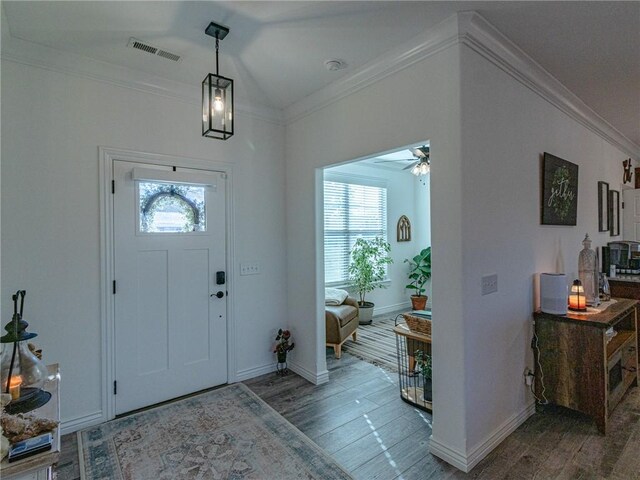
[423,378,432,402]
[358,301,375,325]
[410,295,428,311]
[276,352,287,364]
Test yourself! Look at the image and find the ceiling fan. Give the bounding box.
[374,146,430,176]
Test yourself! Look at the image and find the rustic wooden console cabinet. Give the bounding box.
[533,299,638,434]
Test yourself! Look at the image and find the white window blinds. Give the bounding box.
[324,178,388,285]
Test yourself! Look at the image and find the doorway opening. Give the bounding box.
[320,140,432,395]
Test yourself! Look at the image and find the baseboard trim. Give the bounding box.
[288,361,329,385]
[428,436,469,472]
[430,401,536,472]
[466,401,536,470]
[374,301,412,316]
[61,411,105,435]
[235,363,278,382]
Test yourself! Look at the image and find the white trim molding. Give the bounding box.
[235,363,278,382]
[284,14,460,125]
[373,301,413,316]
[3,12,637,156]
[284,12,640,159]
[429,401,536,473]
[60,411,104,436]
[288,360,330,386]
[0,34,283,125]
[456,12,640,159]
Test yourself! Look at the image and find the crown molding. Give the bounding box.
[283,11,639,159]
[457,11,640,159]
[283,14,460,125]
[0,35,284,125]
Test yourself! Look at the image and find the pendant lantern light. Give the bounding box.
[202,22,234,140]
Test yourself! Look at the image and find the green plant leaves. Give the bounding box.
[404,246,431,297]
[348,237,393,305]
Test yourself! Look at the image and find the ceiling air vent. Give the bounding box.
[127,38,182,62]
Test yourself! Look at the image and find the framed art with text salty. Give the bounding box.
[541,152,578,226]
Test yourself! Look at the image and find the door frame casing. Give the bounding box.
[99,146,236,424]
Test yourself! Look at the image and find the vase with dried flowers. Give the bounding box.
[273,329,295,376]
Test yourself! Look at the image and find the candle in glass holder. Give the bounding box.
[8,375,22,400]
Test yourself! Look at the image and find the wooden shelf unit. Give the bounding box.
[534,299,638,434]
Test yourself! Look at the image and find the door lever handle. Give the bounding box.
[211,291,225,299]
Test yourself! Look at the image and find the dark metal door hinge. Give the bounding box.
[113,380,117,395]
[112,180,115,194]
[113,280,117,294]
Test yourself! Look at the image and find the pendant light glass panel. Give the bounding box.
[202,74,234,140]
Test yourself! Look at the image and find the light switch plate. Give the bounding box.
[240,262,260,276]
[481,274,498,295]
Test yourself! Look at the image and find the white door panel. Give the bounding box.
[622,188,640,241]
[113,160,227,414]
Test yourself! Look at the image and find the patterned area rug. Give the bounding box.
[341,314,403,372]
[79,383,353,480]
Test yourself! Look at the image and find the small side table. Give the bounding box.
[1,364,60,480]
[394,323,432,411]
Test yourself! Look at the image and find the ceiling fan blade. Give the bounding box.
[374,158,415,163]
[403,162,418,171]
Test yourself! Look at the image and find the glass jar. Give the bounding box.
[1,340,48,398]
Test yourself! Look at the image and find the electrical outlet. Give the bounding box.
[481,274,498,295]
[240,262,260,276]
[524,368,534,386]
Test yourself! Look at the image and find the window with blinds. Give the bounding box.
[324,178,388,285]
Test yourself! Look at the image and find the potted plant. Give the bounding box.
[348,237,393,324]
[404,247,431,310]
[415,349,432,402]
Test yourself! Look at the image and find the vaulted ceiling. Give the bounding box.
[2,1,638,148]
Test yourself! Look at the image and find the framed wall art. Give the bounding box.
[609,189,620,236]
[541,152,579,226]
[598,181,609,232]
[397,215,411,242]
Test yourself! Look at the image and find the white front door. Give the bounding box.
[623,188,640,241]
[113,160,227,414]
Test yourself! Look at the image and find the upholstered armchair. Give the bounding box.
[325,297,359,358]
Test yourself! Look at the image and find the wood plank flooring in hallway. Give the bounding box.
[54,349,640,479]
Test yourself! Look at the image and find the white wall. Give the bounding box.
[285,12,638,472]
[285,29,467,456]
[1,58,287,430]
[457,42,634,456]
[325,161,431,313]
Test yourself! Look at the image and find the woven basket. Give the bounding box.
[403,313,432,336]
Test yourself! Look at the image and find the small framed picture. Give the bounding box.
[609,190,620,236]
[541,152,578,226]
[598,181,609,232]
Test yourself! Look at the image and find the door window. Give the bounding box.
[137,181,206,233]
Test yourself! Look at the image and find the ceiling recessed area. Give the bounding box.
[2,1,638,146]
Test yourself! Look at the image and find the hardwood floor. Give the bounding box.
[54,350,640,479]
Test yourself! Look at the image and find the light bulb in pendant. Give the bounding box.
[213,88,224,112]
